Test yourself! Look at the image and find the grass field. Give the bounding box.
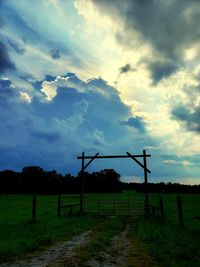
[0,191,199,266]
[140,193,200,267]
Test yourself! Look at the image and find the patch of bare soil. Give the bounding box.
[86,222,159,267]
[86,224,130,267]
[0,230,91,267]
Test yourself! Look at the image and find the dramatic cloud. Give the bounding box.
[0,0,199,183]
[172,105,200,133]
[90,0,200,82]
[0,74,152,175]
[148,60,178,84]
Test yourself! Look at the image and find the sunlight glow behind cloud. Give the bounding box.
[0,0,200,184]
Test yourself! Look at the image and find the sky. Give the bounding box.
[0,0,200,185]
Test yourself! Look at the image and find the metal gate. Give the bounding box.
[83,198,144,216]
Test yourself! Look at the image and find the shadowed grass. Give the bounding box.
[138,216,200,267]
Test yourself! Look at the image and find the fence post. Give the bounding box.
[143,150,149,217]
[113,199,116,215]
[159,196,164,218]
[57,194,61,218]
[80,152,85,215]
[32,195,37,220]
[177,196,184,227]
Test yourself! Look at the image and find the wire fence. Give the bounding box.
[148,194,200,230]
[83,197,144,216]
[0,193,199,230]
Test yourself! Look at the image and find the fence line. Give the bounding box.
[148,195,188,227]
[83,198,144,216]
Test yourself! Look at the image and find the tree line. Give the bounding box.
[0,166,199,194]
[122,182,200,194]
[0,166,122,194]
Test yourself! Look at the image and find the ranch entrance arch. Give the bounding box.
[77,150,151,216]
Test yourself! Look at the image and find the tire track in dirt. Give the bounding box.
[0,218,159,267]
[125,221,159,267]
[0,230,92,267]
[85,221,159,267]
[86,224,130,267]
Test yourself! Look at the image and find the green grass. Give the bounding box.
[0,194,101,262]
[139,193,200,267]
[138,217,200,267]
[0,191,199,266]
[148,193,200,230]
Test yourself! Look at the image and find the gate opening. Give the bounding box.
[77,150,151,216]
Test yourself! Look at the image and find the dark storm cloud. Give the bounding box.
[172,105,200,132]
[149,60,178,84]
[171,80,200,134]
[120,116,146,133]
[0,41,15,73]
[92,0,200,82]
[1,74,144,173]
[50,49,61,59]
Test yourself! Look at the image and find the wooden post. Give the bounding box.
[32,195,36,220]
[128,199,131,216]
[177,196,184,227]
[143,150,149,217]
[80,152,84,214]
[113,199,116,215]
[159,196,164,218]
[57,194,61,218]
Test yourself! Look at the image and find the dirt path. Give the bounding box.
[0,219,159,267]
[0,231,91,267]
[125,221,159,267]
[86,224,130,267]
[85,221,158,267]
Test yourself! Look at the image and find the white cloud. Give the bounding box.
[19,92,32,103]
[41,82,57,101]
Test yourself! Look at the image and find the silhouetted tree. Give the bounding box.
[22,166,46,193]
